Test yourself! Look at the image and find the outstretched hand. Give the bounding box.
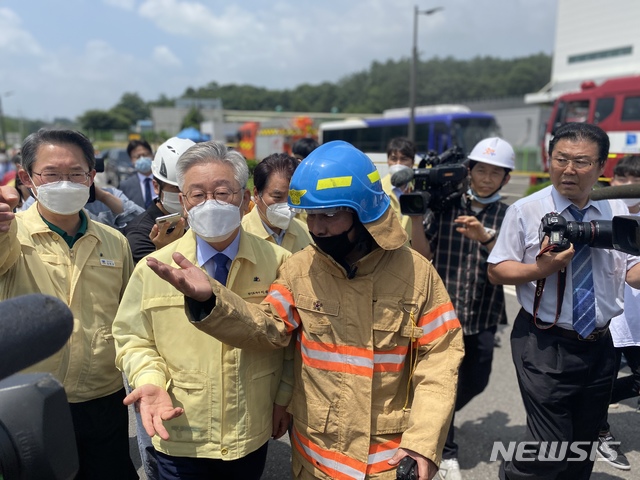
[454,215,489,242]
[146,252,213,302]
[124,384,184,440]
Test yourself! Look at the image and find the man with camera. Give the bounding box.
[408,137,514,480]
[488,123,640,479]
[0,129,137,479]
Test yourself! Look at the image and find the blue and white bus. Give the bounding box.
[319,107,501,176]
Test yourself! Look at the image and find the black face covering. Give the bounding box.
[311,222,356,260]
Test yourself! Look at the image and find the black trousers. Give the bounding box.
[155,441,269,480]
[500,309,615,480]
[442,325,497,460]
[69,388,137,480]
[600,344,640,432]
[611,345,640,403]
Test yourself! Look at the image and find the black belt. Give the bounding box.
[520,309,610,342]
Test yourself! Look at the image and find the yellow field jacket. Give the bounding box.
[0,204,133,402]
[113,228,294,460]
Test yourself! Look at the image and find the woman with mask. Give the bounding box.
[242,153,312,253]
[124,137,195,263]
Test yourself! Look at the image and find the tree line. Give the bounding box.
[6,53,552,135]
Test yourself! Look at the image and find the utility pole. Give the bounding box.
[408,6,443,143]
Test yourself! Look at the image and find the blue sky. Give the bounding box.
[0,0,557,121]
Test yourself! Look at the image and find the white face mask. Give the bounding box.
[264,201,295,230]
[187,200,241,243]
[161,191,182,214]
[33,181,90,215]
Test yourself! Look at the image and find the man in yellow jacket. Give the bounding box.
[145,141,464,480]
[113,141,293,480]
[242,152,312,253]
[0,129,137,479]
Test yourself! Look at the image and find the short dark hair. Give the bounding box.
[613,155,640,178]
[254,153,299,193]
[292,138,319,160]
[386,137,416,159]
[21,129,95,175]
[548,123,610,166]
[126,139,152,158]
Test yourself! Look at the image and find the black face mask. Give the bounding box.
[311,222,356,260]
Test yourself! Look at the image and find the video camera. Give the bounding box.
[393,146,468,215]
[0,294,79,480]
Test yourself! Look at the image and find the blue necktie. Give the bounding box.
[144,177,153,209]
[568,205,596,337]
[213,253,229,286]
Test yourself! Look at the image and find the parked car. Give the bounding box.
[98,148,134,187]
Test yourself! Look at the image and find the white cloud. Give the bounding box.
[138,0,258,39]
[0,8,43,56]
[153,45,182,67]
[103,0,137,11]
[0,0,558,120]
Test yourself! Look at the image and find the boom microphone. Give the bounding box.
[590,184,640,201]
[0,294,74,380]
[390,165,415,188]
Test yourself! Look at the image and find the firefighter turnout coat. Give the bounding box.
[190,208,464,479]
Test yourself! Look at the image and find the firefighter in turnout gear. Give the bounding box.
[145,140,464,480]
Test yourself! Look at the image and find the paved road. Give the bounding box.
[131,174,639,479]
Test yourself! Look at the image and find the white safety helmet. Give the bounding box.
[468,137,515,171]
[152,137,196,186]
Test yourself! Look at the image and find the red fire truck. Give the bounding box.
[237,116,317,161]
[543,75,640,178]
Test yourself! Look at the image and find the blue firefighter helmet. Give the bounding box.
[288,141,390,223]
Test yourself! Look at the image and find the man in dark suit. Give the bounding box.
[119,139,156,209]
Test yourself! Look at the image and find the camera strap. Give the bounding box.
[532,244,567,329]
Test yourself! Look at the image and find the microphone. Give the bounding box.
[390,165,415,188]
[0,294,74,380]
[590,184,640,201]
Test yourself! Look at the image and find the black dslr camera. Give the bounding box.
[398,146,468,215]
[539,212,640,255]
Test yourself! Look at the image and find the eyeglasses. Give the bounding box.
[184,187,241,206]
[551,156,597,171]
[32,170,91,184]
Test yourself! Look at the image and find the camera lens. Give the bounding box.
[565,221,591,244]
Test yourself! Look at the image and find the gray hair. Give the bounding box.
[175,141,249,192]
[21,129,95,175]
